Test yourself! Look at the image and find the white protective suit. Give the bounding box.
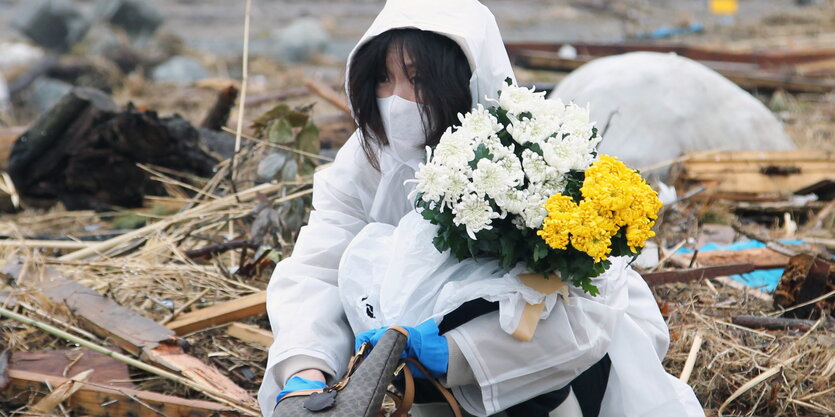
[260,1,705,416]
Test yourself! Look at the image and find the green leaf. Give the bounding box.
[268,119,294,144]
[286,110,310,128]
[296,122,320,154]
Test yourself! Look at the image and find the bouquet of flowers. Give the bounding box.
[413,80,662,295]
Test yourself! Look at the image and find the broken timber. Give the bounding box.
[2,260,258,410]
[641,263,755,286]
[773,254,834,318]
[3,369,237,417]
[167,291,266,335]
[226,322,273,348]
[669,247,791,270]
[674,150,835,196]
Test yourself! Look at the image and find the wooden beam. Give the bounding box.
[226,322,273,347]
[3,369,238,417]
[1,259,258,409]
[166,292,266,336]
[641,263,756,286]
[670,248,791,270]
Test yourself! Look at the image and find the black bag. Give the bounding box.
[272,326,461,417]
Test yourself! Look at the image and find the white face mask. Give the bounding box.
[376,95,427,162]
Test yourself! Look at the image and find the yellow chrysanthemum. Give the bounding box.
[626,218,656,252]
[569,201,617,261]
[537,155,662,261]
[537,194,577,250]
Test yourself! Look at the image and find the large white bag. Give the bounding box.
[550,52,795,179]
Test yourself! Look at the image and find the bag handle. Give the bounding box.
[391,358,462,417]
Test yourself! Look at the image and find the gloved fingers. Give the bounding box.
[354,326,388,351]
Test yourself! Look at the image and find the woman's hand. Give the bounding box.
[354,320,449,378]
[291,368,326,383]
[276,371,327,403]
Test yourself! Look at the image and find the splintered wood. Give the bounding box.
[674,150,835,196]
[2,259,259,411]
[773,254,835,318]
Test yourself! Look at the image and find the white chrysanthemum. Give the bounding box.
[499,84,545,116]
[414,160,451,202]
[458,104,502,139]
[497,155,524,185]
[559,103,594,140]
[433,128,475,167]
[532,97,566,121]
[444,167,473,208]
[494,187,529,215]
[472,158,517,199]
[540,134,599,174]
[506,117,557,146]
[480,135,516,161]
[452,192,501,239]
[522,195,548,229]
[521,149,558,184]
[529,179,566,198]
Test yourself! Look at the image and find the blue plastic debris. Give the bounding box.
[677,240,803,293]
[636,22,705,40]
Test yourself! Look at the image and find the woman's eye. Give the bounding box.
[410,76,421,84]
[378,74,390,83]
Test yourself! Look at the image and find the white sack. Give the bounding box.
[549,52,795,178]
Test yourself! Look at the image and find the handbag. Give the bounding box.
[272,326,461,417]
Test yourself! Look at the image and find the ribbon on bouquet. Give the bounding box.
[512,273,569,342]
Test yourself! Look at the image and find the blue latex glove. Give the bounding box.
[354,320,448,378]
[276,376,327,403]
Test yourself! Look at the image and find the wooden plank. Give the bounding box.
[641,263,756,286]
[670,248,791,270]
[11,349,133,389]
[36,269,176,355]
[2,259,258,409]
[684,172,834,195]
[683,150,833,162]
[682,161,834,175]
[166,292,266,336]
[3,369,238,417]
[226,322,273,347]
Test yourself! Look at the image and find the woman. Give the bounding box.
[260,1,704,416]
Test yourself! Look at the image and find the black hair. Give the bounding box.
[348,28,473,170]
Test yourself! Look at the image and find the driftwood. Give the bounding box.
[7,87,218,210]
